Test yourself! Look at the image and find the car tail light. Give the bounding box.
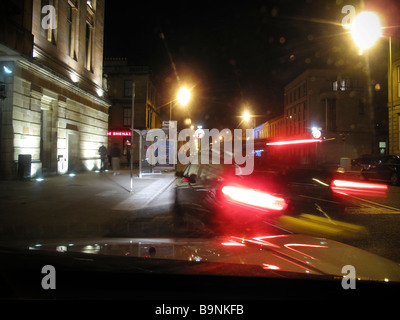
[331,179,388,196]
[221,185,288,211]
[266,139,322,146]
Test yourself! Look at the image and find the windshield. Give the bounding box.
[1,0,400,304]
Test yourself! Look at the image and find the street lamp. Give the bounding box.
[177,87,191,106]
[350,11,383,156]
[242,111,255,128]
[170,86,191,121]
[350,11,382,52]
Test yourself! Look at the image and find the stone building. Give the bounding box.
[388,32,400,155]
[103,58,161,166]
[255,68,384,166]
[0,0,110,179]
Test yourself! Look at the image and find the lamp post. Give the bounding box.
[389,35,394,155]
[130,82,135,192]
[164,87,191,171]
[350,11,382,155]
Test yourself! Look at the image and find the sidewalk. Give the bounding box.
[0,169,178,241]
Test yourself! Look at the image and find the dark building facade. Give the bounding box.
[103,58,161,166]
[255,68,385,166]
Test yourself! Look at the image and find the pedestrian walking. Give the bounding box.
[111,143,121,175]
[98,144,108,172]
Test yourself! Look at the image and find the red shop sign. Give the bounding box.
[107,131,132,137]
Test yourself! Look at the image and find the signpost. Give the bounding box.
[130,82,135,193]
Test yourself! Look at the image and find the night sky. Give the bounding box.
[103,0,397,129]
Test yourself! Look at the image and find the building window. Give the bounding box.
[85,1,95,71]
[67,1,78,60]
[147,107,151,128]
[398,115,400,151]
[86,0,96,11]
[85,21,93,71]
[40,0,58,44]
[124,80,133,97]
[325,99,336,132]
[123,108,131,127]
[338,79,355,91]
[397,66,400,98]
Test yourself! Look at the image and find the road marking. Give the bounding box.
[345,207,400,214]
[343,194,400,212]
[112,177,176,211]
[298,194,342,204]
[298,192,400,214]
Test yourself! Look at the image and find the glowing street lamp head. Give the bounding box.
[177,87,191,106]
[351,12,382,51]
[243,111,251,122]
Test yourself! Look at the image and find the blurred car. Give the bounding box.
[351,155,381,169]
[173,139,339,230]
[361,155,400,185]
[174,162,286,229]
[174,138,390,231]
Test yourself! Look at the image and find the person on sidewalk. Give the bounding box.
[98,144,108,172]
[124,140,131,168]
[110,143,121,175]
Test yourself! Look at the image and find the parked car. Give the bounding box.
[361,155,400,185]
[351,155,381,169]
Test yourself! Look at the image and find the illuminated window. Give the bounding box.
[85,2,95,71]
[67,1,78,60]
[85,21,93,71]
